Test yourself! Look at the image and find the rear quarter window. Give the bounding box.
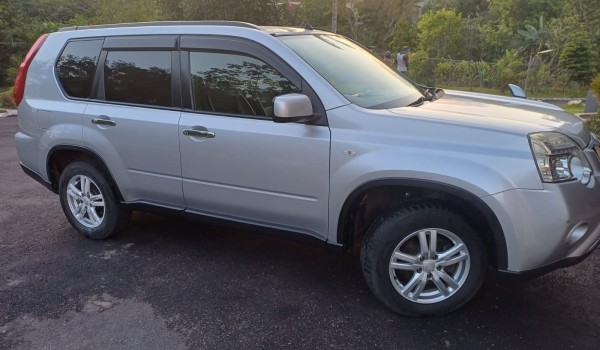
[56,39,103,99]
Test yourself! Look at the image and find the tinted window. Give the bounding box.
[104,51,172,107]
[56,39,103,98]
[189,52,300,117]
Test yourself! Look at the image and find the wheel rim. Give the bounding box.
[66,175,105,228]
[388,228,470,304]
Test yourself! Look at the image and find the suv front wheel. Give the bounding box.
[361,203,486,316]
[58,161,130,239]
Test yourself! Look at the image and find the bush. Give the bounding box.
[434,61,452,85]
[585,115,600,135]
[591,74,600,101]
[0,89,16,109]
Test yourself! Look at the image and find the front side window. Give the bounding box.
[104,51,172,107]
[279,34,423,109]
[56,39,103,98]
[189,51,300,117]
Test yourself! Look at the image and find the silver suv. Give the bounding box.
[14,21,600,316]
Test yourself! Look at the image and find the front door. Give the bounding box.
[178,38,330,239]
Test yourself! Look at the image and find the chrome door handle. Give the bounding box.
[91,118,116,126]
[183,129,215,138]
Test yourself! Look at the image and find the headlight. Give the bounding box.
[529,132,592,184]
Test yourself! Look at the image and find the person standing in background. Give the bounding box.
[396,46,410,73]
[383,51,394,67]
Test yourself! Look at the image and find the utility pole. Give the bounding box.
[332,0,338,33]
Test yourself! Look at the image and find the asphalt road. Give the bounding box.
[1,115,599,350]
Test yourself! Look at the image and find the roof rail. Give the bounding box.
[58,21,261,32]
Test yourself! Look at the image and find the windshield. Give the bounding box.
[278,34,423,109]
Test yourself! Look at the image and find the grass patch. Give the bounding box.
[440,85,586,99]
[439,85,509,96]
[529,88,587,99]
[560,104,585,114]
[0,109,6,113]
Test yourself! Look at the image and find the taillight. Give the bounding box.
[13,34,49,107]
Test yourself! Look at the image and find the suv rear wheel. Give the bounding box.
[58,161,130,239]
[361,203,486,316]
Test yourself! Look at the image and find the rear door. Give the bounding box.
[178,36,331,239]
[83,36,184,208]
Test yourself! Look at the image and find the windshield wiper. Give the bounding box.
[408,88,445,107]
[407,96,426,107]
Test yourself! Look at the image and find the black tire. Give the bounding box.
[58,161,130,240]
[360,203,487,316]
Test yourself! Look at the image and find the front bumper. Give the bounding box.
[497,237,600,281]
[483,141,600,274]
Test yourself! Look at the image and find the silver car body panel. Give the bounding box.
[83,103,185,209]
[179,111,331,240]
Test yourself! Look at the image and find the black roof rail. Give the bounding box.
[58,21,261,32]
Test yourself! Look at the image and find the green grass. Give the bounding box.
[560,104,585,114]
[440,85,587,99]
[0,86,10,94]
[439,85,509,96]
[0,109,6,113]
[529,88,587,99]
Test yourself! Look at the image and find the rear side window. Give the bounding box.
[104,51,172,107]
[56,39,103,99]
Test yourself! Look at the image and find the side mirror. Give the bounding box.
[508,84,526,99]
[273,94,316,123]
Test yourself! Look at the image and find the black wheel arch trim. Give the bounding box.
[20,162,54,192]
[337,178,508,270]
[46,145,124,201]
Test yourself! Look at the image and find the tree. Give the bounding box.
[423,0,489,18]
[180,0,283,25]
[517,16,551,57]
[389,21,418,54]
[560,38,596,86]
[354,0,416,49]
[297,0,330,29]
[417,9,463,59]
[93,0,162,23]
[562,0,600,73]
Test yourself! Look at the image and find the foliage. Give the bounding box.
[1,88,16,108]
[353,0,416,48]
[389,21,418,53]
[179,0,283,25]
[585,115,600,135]
[434,61,452,84]
[563,0,600,72]
[517,16,551,57]
[490,50,524,92]
[405,51,435,85]
[297,0,330,29]
[423,0,489,18]
[0,0,598,95]
[92,0,163,24]
[591,74,600,101]
[561,38,597,86]
[416,9,463,59]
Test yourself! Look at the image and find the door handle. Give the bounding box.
[183,129,215,138]
[91,118,116,127]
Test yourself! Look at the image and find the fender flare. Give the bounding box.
[46,144,123,201]
[336,178,508,270]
